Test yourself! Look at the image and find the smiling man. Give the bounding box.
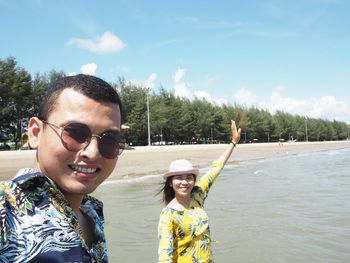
[0,74,123,262]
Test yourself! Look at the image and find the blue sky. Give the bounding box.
[1,0,350,123]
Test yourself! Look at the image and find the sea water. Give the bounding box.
[94,146,350,263]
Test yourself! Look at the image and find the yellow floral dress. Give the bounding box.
[158,160,224,263]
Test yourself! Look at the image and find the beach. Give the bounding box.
[1,141,350,262]
[1,140,350,181]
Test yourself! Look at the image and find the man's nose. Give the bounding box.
[80,137,101,159]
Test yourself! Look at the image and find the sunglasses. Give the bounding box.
[42,120,124,159]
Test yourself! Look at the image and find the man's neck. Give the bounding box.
[61,190,84,214]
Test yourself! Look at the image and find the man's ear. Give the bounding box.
[28,117,42,149]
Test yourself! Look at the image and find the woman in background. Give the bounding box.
[157,120,241,262]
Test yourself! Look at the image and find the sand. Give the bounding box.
[1,141,349,181]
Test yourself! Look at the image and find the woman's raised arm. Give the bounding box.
[217,120,241,165]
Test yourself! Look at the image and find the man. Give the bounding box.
[0,74,124,262]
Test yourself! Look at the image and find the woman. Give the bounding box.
[157,120,241,263]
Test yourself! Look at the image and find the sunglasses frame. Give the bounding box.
[41,120,124,158]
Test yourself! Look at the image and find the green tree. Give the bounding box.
[0,57,32,147]
[247,107,273,142]
[273,111,295,141]
[116,81,149,145]
[31,70,66,117]
[151,87,175,143]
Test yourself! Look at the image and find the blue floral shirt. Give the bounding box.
[0,168,108,263]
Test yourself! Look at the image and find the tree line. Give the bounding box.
[1,57,349,149]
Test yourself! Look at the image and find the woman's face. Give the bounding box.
[170,174,195,199]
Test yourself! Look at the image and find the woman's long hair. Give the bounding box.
[157,177,174,205]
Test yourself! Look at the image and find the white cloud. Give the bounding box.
[259,87,306,113]
[194,90,211,101]
[126,73,158,90]
[214,98,229,106]
[174,82,192,99]
[80,63,97,75]
[258,87,350,122]
[233,88,257,106]
[67,31,125,54]
[171,68,226,103]
[146,73,158,89]
[194,90,228,106]
[190,84,350,123]
[306,96,349,121]
[67,72,76,76]
[167,69,350,123]
[172,68,193,99]
[172,68,186,82]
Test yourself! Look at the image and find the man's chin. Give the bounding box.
[62,182,97,196]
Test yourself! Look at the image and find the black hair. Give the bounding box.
[158,177,175,205]
[39,74,122,120]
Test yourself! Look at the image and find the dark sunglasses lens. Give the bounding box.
[99,133,122,159]
[62,123,91,151]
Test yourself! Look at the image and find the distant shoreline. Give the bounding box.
[1,140,350,181]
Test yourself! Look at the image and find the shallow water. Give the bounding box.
[94,147,350,263]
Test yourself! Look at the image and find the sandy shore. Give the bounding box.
[1,141,350,181]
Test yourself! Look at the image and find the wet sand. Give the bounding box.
[1,141,350,181]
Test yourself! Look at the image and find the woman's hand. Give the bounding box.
[231,120,241,145]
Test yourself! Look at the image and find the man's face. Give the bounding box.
[33,88,121,198]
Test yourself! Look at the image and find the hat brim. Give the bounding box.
[163,169,199,179]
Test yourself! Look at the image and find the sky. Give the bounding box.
[1,0,350,123]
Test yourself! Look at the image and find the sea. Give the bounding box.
[94,145,350,263]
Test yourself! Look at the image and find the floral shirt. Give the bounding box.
[158,160,224,263]
[0,168,108,263]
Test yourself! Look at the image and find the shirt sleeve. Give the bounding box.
[193,160,224,206]
[158,208,175,263]
[0,184,6,244]
[0,183,16,244]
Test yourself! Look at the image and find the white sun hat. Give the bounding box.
[163,159,200,179]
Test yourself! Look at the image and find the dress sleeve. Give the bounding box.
[193,160,224,205]
[158,208,175,263]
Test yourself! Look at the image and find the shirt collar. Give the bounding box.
[13,168,53,188]
[12,168,103,206]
